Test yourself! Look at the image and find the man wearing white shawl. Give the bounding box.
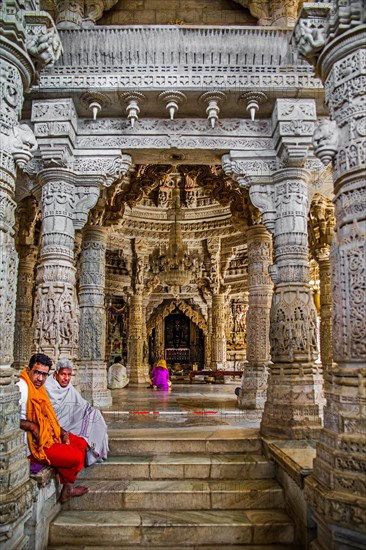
[45,359,109,466]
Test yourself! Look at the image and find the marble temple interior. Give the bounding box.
[0,1,365,549]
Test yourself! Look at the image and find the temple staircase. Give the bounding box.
[47,421,296,549]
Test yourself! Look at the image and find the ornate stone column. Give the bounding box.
[317,247,333,371]
[0,6,61,548]
[33,168,80,361]
[128,293,145,383]
[211,293,227,369]
[260,168,323,438]
[237,224,273,410]
[0,67,34,548]
[224,99,324,439]
[78,225,111,407]
[13,197,39,370]
[13,245,38,370]
[205,305,212,369]
[294,4,366,547]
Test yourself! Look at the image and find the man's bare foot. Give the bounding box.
[60,484,89,504]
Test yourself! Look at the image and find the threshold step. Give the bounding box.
[109,434,262,455]
[76,453,274,481]
[49,509,294,547]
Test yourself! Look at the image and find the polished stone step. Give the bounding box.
[108,428,262,455]
[48,509,294,547]
[77,453,275,481]
[66,478,285,511]
[49,545,298,550]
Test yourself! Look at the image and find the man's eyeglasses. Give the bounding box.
[32,370,50,378]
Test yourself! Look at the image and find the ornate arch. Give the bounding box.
[147,299,207,335]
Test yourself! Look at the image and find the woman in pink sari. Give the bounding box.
[150,359,171,390]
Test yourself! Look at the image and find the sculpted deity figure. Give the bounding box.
[295,19,326,60]
[26,26,62,67]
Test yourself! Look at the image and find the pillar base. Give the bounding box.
[77,362,112,408]
[0,480,34,550]
[128,363,149,384]
[237,362,269,411]
[306,476,366,550]
[260,362,324,440]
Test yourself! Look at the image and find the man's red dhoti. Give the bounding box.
[32,433,87,484]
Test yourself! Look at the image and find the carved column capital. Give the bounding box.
[272,99,317,167]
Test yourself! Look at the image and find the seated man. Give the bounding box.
[45,358,109,466]
[17,353,89,504]
[107,355,129,390]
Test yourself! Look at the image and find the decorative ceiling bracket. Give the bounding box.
[80,92,111,120]
[158,90,187,120]
[119,91,146,128]
[199,91,226,128]
[239,91,267,121]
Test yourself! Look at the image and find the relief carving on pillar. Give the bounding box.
[331,232,366,360]
[270,289,318,363]
[79,308,104,361]
[0,60,24,132]
[0,244,18,365]
[33,284,79,357]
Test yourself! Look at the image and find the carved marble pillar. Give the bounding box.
[317,248,332,372]
[237,224,273,410]
[78,225,111,407]
[155,318,164,363]
[205,306,212,369]
[0,59,34,549]
[0,6,61,546]
[33,169,79,361]
[141,299,149,378]
[294,4,366,547]
[13,245,37,370]
[128,293,145,384]
[211,294,227,369]
[258,168,323,438]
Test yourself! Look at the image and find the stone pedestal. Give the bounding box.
[128,293,145,384]
[211,294,227,369]
[237,224,273,410]
[78,225,111,407]
[259,168,324,439]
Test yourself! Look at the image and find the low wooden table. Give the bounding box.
[189,370,243,384]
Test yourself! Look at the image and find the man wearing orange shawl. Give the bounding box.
[17,353,89,504]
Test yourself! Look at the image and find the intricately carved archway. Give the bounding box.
[147,298,207,335]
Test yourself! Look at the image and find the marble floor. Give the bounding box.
[104,381,262,431]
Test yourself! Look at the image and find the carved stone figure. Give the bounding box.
[312,119,340,166]
[26,26,62,67]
